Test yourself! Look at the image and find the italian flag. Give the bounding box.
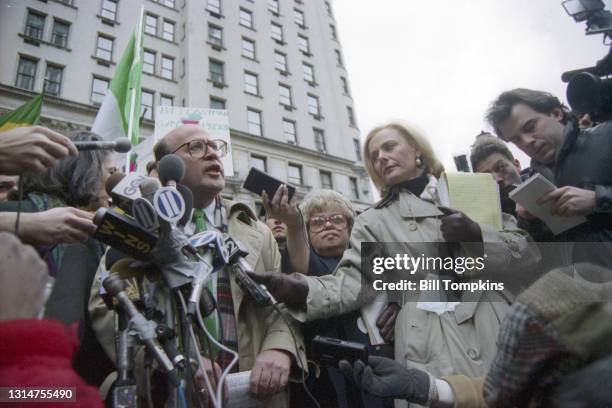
[92,9,144,148]
[0,93,43,132]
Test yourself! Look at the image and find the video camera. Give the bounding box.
[561,0,612,121]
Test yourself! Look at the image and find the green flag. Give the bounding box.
[0,93,43,132]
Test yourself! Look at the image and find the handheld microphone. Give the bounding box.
[103,273,180,386]
[74,137,132,153]
[224,236,274,306]
[157,154,185,187]
[106,172,148,214]
[93,207,158,260]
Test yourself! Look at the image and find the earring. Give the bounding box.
[415,156,423,168]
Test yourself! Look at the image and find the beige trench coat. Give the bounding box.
[290,188,539,407]
[89,200,306,408]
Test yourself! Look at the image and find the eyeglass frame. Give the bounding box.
[172,138,228,159]
[308,213,349,232]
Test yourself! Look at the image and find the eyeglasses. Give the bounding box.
[309,214,347,232]
[0,181,17,192]
[172,139,228,159]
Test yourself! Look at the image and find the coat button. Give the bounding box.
[409,222,417,231]
[467,348,478,360]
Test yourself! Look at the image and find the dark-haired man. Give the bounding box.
[486,88,612,245]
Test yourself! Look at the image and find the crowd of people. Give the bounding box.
[0,87,610,408]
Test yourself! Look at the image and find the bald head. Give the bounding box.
[154,125,211,162]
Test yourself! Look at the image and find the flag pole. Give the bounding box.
[125,5,144,173]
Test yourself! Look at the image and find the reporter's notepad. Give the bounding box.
[509,173,586,235]
[438,172,503,229]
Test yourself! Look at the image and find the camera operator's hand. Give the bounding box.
[339,356,432,405]
[262,185,301,227]
[15,207,96,245]
[537,186,596,216]
[0,126,78,175]
[0,232,49,321]
[439,206,482,242]
[194,358,226,407]
[250,349,291,400]
[376,303,400,343]
[245,271,308,309]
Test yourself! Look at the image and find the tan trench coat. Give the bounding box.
[89,200,306,408]
[290,189,539,407]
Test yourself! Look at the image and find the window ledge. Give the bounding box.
[242,56,260,63]
[96,15,120,26]
[240,24,257,32]
[208,79,228,89]
[273,39,286,46]
[281,103,296,111]
[245,91,263,99]
[306,80,318,87]
[277,69,291,77]
[19,33,73,51]
[144,71,178,83]
[144,32,178,45]
[206,41,226,51]
[91,56,115,66]
[50,0,77,9]
[300,51,313,57]
[206,10,224,19]
[296,24,308,30]
[148,0,178,12]
[310,113,324,121]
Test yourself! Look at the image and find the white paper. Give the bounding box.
[509,173,586,235]
[359,292,388,345]
[224,371,262,408]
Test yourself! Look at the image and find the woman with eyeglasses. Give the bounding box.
[264,188,392,408]
[252,120,538,407]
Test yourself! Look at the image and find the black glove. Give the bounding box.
[245,270,308,309]
[338,356,432,405]
[439,206,482,242]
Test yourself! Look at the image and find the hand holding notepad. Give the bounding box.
[509,174,586,235]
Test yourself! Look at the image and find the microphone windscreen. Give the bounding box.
[139,178,162,201]
[158,154,185,186]
[106,172,126,197]
[176,184,194,227]
[114,138,132,153]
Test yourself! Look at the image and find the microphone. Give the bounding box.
[103,272,180,386]
[105,172,148,214]
[93,207,158,260]
[176,184,194,227]
[157,154,185,187]
[74,137,132,153]
[224,236,274,306]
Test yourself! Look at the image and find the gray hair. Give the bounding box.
[299,189,356,227]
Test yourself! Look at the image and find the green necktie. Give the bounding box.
[193,208,218,353]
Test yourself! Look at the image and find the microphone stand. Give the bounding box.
[111,310,138,408]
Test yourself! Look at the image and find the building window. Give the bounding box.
[25,10,45,40]
[330,24,337,40]
[141,90,154,120]
[302,63,314,84]
[209,59,224,84]
[145,14,157,35]
[16,57,37,91]
[44,64,63,96]
[244,72,259,95]
[341,76,350,95]
[241,38,256,59]
[91,76,109,104]
[283,119,297,144]
[160,94,174,107]
[101,0,118,21]
[277,84,292,107]
[95,34,114,61]
[207,0,221,15]
[210,96,225,109]
[268,0,279,14]
[162,20,175,41]
[353,138,362,161]
[350,177,359,199]
[161,56,174,80]
[239,8,253,28]
[288,164,303,185]
[163,0,175,8]
[271,23,283,42]
[347,106,356,126]
[250,155,267,172]
[314,128,326,153]
[320,171,333,189]
[297,34,309,54]
[294,8,305,27]
[143,50,155,74]
[274,51,287,73]
[247,108,262,136]
[308,94,320,117]
[335,49,343,67]
[51,19,70,48]
[208,24,222,47]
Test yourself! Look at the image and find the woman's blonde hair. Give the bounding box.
[363,120,444,194]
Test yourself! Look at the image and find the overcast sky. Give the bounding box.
[333,0,610,170]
